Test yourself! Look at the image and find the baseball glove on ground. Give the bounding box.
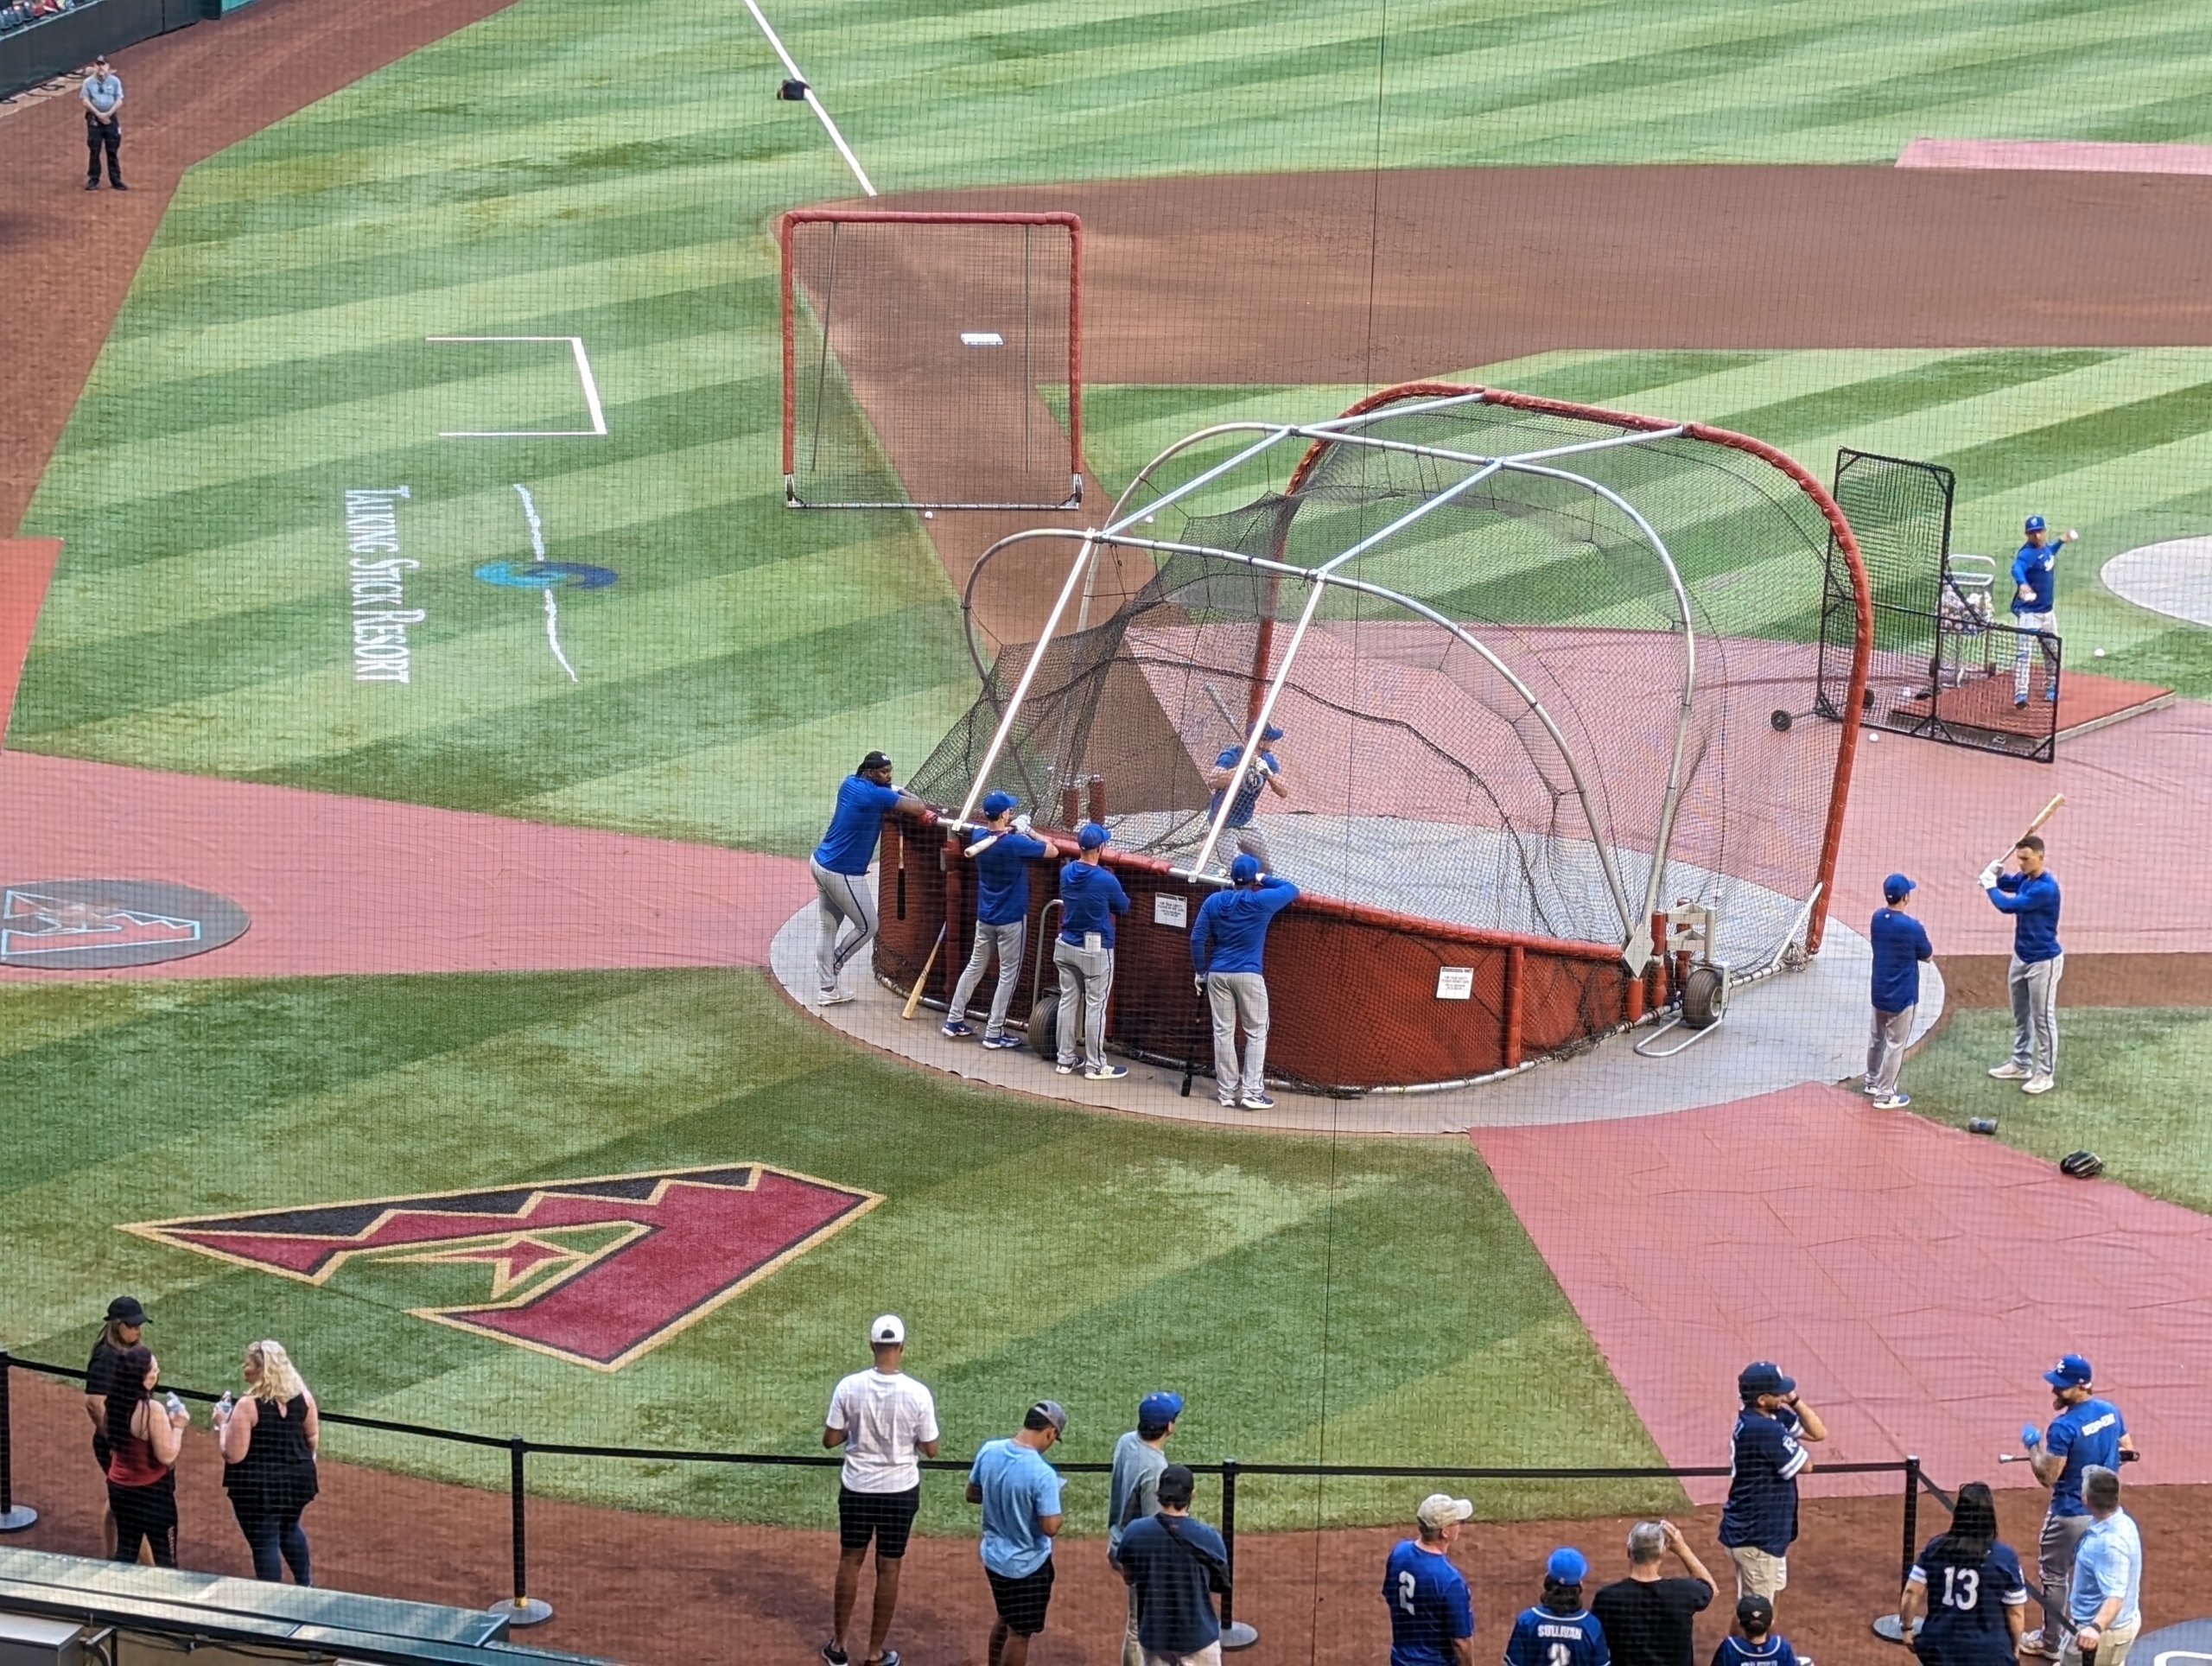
[2059,1150,2105,1179]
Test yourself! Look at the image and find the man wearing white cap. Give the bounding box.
[1382,1493,1475,1666]
[822,1315,940,1666]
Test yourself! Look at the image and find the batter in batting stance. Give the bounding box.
[2010,518,2077,708]
[1203,724,1287,871]
[1055,823,1129,1081]
[1897,1479,2029,1666]
[1982,836,2063,1095]
[944,792,1048,1048]
[1718,1364,1825,1612]
[2019,1355,2131,1657]
[811,751,925,1006]
[1192,855,1298,1111]
[1866,874,1933,1110]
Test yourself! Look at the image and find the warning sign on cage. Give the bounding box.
[1435,967,1474,1001]
[1154,894,1189,929]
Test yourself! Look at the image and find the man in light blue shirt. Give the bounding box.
[80,55,125,190]
[2061,1467,2140,1666]
[967,1400,1066,1666]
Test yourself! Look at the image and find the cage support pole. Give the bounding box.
[497,1436,552,1626]
[1217,1458,1256,1650]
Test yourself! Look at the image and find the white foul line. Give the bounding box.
[426,336,610,437]
[741,0,877,197]
[512,484,579,683]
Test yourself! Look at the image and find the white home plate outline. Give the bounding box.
[427,335,609,437]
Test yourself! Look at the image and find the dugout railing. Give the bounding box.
[1,1351,1937,1654]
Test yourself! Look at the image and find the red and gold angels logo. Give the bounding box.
[124,1165,880,1370]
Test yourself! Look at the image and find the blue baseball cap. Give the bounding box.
[981,790,1018,817]
[2024,514,2047,533]
[1738,1361,1795,1397]
[2044,1353,2094,1388]
[1077,821,1111,850]
[1884,873,1915,903]
[1229,854,1262,885]
[1138,1390,1183,1427]
[1546,1548,1589,1584]
[1261,724,1284,742]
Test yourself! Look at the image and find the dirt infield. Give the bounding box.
[0,0,519,533]
[16,1369,2210,1664]
[1945,952,2212,1008]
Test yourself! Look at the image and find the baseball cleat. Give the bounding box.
[1241,1092,1275,1110]
[1988,1062,2031,1079]
[1084,1064,1129,1080]
[939,1020,973,1039]
[980,1032,1023,1049]
[1054,1062,1076,1075]
[2023,1073,2055,1095]
[1871,1092,1910,1110]
[817,988,857,1007]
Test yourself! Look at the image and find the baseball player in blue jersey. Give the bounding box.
[1204,724,1287,871]
[1898,1481,2028,1666]
[1505,1548,1610,1666]
[944,792,1050,1049]
[1055,823,1130,1081]
[1866,874,1934,1110]
[811,751,926,1007]
[1191,855,1299,1112]
[1383,1494,1476,1666]
[1981,835,2063,1094]
[1718,1364,1826,1612]
[2018,1356,2133,1658]
[2009,517,2077,708]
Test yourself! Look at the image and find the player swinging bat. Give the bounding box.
[1199,682,1288,872]
[1980,794,2064,1096]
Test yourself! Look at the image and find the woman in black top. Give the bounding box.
[85,1296,148,1558]
[213,1339,320,1584]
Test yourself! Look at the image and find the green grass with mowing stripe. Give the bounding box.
[0,970,1671,1529]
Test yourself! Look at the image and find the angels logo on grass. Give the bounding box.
[0,880,250,970]
[124,1166,881,1370]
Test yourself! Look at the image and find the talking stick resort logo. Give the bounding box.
[123,1166,881,1370]
[345,486,421,684]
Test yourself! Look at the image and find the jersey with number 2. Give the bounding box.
[1910,1539,2027,1663]
[1383,1540,1474,1666]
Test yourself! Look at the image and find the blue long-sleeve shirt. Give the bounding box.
[813,776,903,874]
[1988,869,2062,963]
[1868,906,1933,1014]
[1058,860,1129,946]
[1191,874,1299,975]
[966,829,1049,926]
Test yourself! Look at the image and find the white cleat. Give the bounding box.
[2023,1073,2055,1095]
[817,988,857,1008]
[1988,1061,2031,1080]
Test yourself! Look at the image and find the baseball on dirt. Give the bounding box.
[1868,732,1881,743]
[923,510,934,519]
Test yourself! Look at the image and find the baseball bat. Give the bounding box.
[1989,793,2063,873]
[902,924,946,1020]
[1201,681,1243,736]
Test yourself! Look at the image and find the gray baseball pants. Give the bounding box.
[948,919,1026,1038]
[1227,823,1272,870]
[2010,953,2064,1077]
[1866,1005,1914,1097]
[2037,1509,2094,1649]
[1209,970,1270,1105]
[1053,938,1113,1072]
[809,857,876,991]
[2015,608,2056,703]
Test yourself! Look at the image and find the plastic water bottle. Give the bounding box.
[215,1391,234,1421]
[163,1391,185,1420]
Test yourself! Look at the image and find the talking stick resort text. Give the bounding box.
[345,487,421,683]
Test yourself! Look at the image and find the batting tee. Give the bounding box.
[780,209,1082,511]
[881,384,1873,1092]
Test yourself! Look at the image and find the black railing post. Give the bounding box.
[1217,1459,1255,1650]
[1901,1456,1920,1587]
[0,1351,41,1531]
[494,1435,551,1627]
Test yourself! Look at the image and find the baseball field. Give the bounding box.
[3,0,2212,1659]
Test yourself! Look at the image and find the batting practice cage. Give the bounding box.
[877,384,1874,1091]
[781,209,1082,511]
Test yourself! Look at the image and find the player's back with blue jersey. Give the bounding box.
[1911,1537,2027,1663]
[1504,1605,1608,1666]
[1383,1540,1474,1666]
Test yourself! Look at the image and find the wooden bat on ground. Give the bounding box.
[902,924,947,1020]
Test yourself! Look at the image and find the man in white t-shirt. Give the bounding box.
[822,1314,940,1666]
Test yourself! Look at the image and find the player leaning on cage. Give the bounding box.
[1203,723,1287,871]
[2010,517,2077,709]
[811,751,926,1007]
[943,792,1049,1050]
[1982,836,2063,1095]
[1191,855,1298,1112]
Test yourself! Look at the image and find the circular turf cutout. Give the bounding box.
[0,880,250,969]
[474,561,617,588]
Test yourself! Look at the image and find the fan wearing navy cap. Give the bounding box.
[811,751,926,1008]
[1717,1364,1826,1612]
[1055,823,1130,1081]
[1866,874,1934,1110]
[1191,855,1299,1112]
[1383,1494,1476,1666]
[1204,723,1287,872]
[944,792,1049,1049]
[1109,1390,1183,1666]
[2018,1355,2131,1658]
[1506,1548,1611,1666]
[2009,517,2077,708]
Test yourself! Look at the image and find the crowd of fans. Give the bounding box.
[0,0,78,37]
